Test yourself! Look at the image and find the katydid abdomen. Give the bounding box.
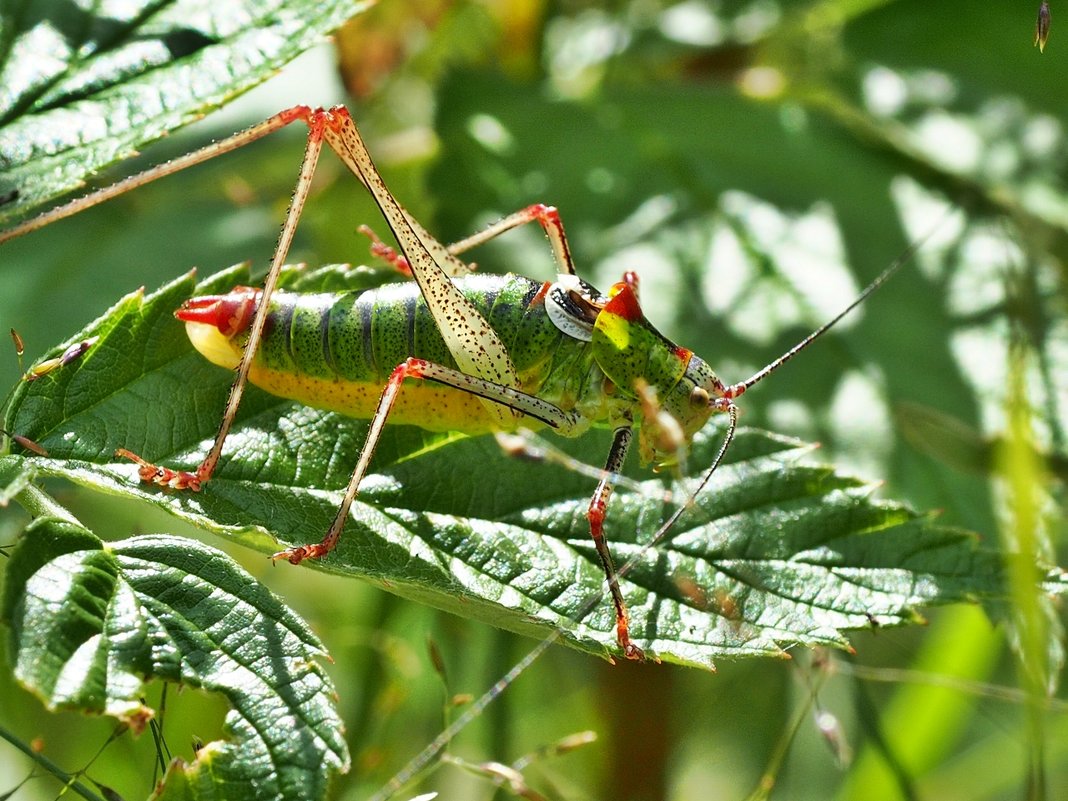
[180,273,615,436]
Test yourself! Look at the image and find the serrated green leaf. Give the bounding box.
[0,0,368,223]
[3,511,348,801]
[7,265,1062,668]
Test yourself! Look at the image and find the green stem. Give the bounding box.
[0,723,106,801]
[13,481,82,526]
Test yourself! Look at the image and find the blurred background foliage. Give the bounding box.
[1,0,1067,799]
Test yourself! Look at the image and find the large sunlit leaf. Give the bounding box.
[4,264,1063,668]
[0,0,367,223]
[1,504,349,801]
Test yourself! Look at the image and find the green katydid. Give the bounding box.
[0,105,915,661]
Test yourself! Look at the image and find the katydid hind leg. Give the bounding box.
[320,108,523,423]
[274,356,583,563]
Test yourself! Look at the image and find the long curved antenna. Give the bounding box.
[646,216,948,555]
[728,221,942,398]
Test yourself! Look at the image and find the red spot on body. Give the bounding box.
[603,282,644,322]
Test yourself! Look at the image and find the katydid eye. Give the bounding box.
[690,387,710,406]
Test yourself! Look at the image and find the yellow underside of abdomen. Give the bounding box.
[249,365,536,435]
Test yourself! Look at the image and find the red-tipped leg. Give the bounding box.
[270,510,346,564]
[115,448,205,491]
[358,224,413,275]
[269,359,429,567]
[588,497,646,661]
[271,540,333,564]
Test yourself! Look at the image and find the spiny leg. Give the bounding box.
[586,425,644,660]
[358,202,579,278]
[116,106,329,489]
[357,223,479,278]
[0,106,316,246]
[277,356,654,660]
[442,203,578,276]
[358,225,420,276]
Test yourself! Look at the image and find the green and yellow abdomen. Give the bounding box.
[184,274,604,434]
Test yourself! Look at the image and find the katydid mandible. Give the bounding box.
[0,105,913,661]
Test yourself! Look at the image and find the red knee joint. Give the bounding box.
[586,500,607,539]
[276,105,314,125]
[388,358,429,386]
[528,203,563,232]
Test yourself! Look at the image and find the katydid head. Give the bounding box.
[647,353,725,466]
[589,279,727,467]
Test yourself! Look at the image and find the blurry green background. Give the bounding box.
[1,0,1066,799]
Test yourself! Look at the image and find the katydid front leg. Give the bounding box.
[588,426,645,660]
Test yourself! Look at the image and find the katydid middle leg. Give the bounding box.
[587,425,645,660]
[359,203,578,277]
[274,355,586,562]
